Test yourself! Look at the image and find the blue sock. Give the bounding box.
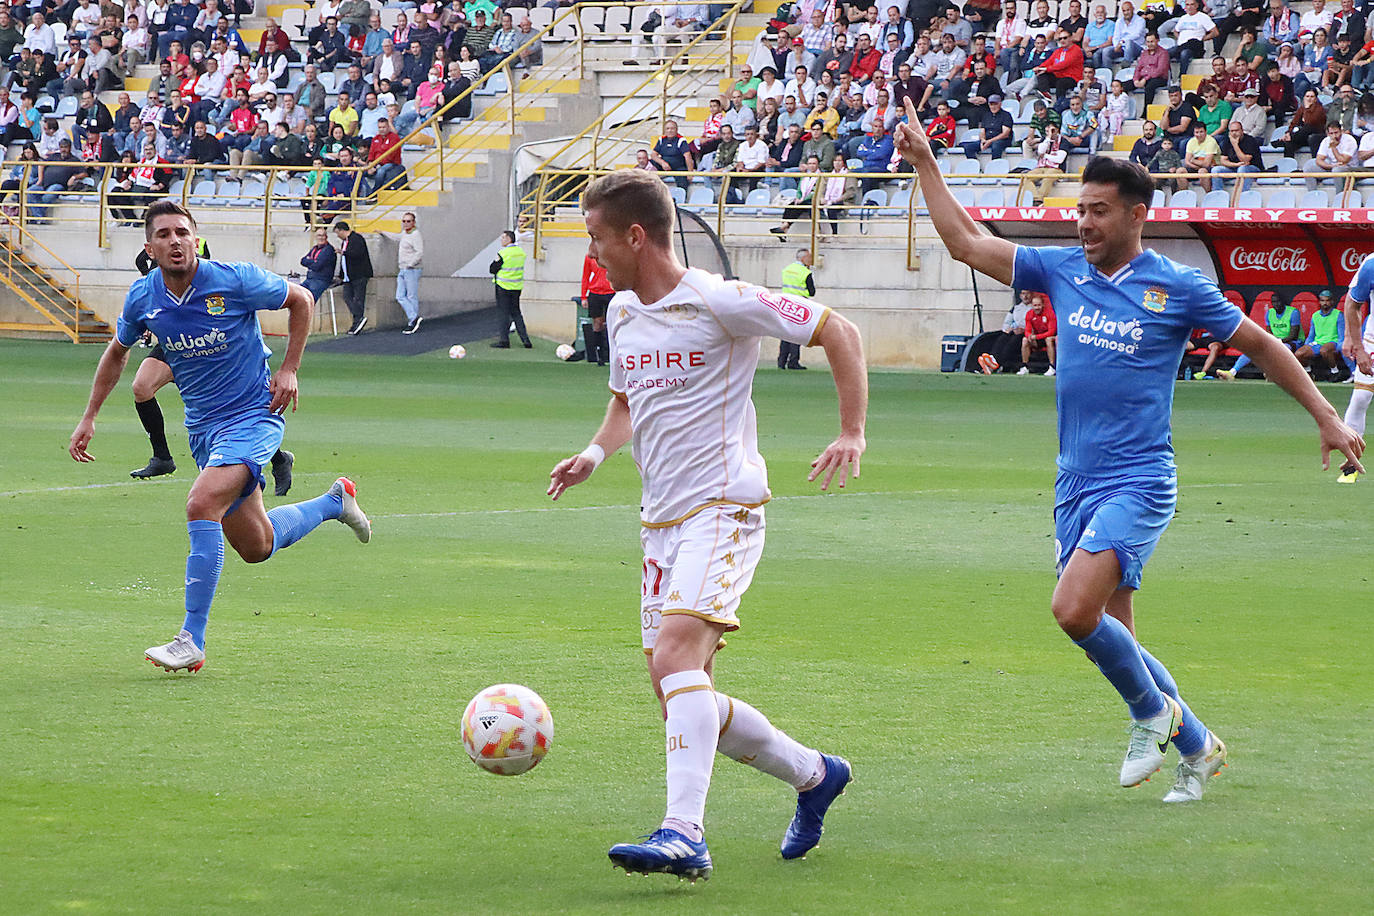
[1231,353,1251,373]
[267,488,343,556]
[1138,645,1209,757]
[1073,615,1168,720]
[182,520,224,650]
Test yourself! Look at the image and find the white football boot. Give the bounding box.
[332,477,371,543]
[1162,734,1228,803]
[145,629,205,673]
[1121,696,1182,787]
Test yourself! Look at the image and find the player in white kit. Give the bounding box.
[1341,253,1374,483]
[548,170,869,880]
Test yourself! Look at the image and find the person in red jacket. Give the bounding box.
[1034,29,1085,99]
[1019,293,1058,375]
[580,252,614,365]
[847,33,881,84]
[365,117,406,193]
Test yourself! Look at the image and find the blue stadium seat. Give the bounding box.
[1266,188,1298,207]
[1259,157,1297,184]
[235,179,265,206]
[1170,189,1198,207]
[1301,189,1330,207]
[735,187,772,215]
[1201,189,1230,207]
[670,185,686,204]
[188,178,218,206]
[1236,189,1263,207]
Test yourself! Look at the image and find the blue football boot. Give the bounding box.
[780,754,852,860]
[608,828,712,881]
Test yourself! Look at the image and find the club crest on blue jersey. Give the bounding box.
[1142,287,1168,313]
[205,294,226,316]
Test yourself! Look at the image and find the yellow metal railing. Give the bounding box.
[0,207,85,341]
[1009,169,1374,208]
[526,166,925,268]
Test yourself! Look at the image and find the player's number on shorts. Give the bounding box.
[642,559,664,598]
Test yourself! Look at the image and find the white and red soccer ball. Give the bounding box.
[461,683,554,775]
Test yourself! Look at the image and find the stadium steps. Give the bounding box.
[0,235,110,343]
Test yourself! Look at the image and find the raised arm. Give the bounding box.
[68,337,132,462]
[1228,316,1365,471]
[894,96,1017,286]
[808,310,868,490]
[548,392,633,500]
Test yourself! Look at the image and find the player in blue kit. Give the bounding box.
[1338,253,1374,483]
[895,97,1365,802]
[68,200,372,673]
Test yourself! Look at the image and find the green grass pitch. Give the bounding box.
[1,338,1370,914]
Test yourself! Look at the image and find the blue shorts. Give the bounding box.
[1054,470,1177,590]
[188,410,285,517]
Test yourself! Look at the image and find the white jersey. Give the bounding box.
[608,267,831,527]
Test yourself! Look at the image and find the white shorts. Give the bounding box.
[1355,329,1374,390]
[638,504,766,652]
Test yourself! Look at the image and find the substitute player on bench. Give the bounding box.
[69,201,372,673]
[895,97,1363,802]
[548,170,868,878]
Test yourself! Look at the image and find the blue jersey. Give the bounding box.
[116,259,289,429]
[1015,246,1244,477]
[1347,252,1374,306]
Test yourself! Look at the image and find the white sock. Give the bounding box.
[715,692,825,791]
[1344,388,1372,438]
[660,670,718,837]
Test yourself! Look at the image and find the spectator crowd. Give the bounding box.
[0,0,547,219]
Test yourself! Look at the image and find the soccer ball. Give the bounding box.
[448,344,466,359]
[461,683,554,776]
[555,343,575,361]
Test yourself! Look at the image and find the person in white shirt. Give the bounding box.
[71,0,102,39]
[994,0,1029,74]
[1110,1,1146,65]
[381,211,424,333]
[548,168,866,880]
[121,15,150,76]
[1169,0,1218,74]
[784,65,817,110]
[928,32,966,83]
[1299,0,1334,45]
[755,66,786,108]
[1304,121,1357,188]
[735,124,769,192]
[192,58,226,115]
[23,12,56,56]
[212,37,240,76]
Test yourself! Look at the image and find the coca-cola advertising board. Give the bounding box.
[1211,240,1327,288]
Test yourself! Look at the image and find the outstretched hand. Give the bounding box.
[1319,415,1365,472]
[808,431,865,491]
[548,454,596,501]
[894,97,934,169]
[69,418,95,463]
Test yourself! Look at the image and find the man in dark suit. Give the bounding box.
[334,220,374,334]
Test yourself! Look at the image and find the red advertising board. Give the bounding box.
[968,206,1374,299]
[1209,239,1328,288]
